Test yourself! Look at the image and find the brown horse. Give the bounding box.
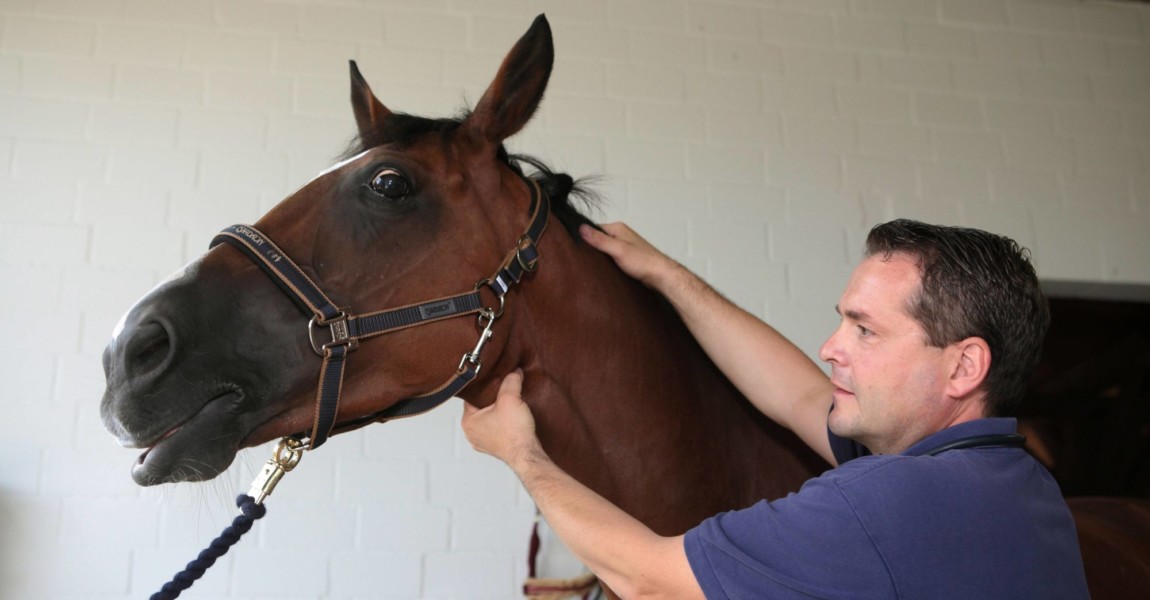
[101,14,1147,598]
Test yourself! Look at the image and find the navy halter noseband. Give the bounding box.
[209,177,550,449]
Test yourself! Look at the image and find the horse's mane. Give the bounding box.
[343,111,601,237]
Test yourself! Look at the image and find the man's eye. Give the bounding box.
[368,168,410,200]
[858,325,873,337]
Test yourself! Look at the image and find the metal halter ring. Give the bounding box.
[474,279,507,318]
[307,311,358,356]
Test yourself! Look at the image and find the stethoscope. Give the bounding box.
[923,433,1027,456]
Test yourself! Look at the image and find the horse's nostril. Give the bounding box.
[127,322,173,375]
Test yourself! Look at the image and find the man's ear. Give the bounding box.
[947,337,991,400]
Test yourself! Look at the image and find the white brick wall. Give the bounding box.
[1,0,1147,598]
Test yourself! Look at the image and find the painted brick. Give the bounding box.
[471,15,540,54]
[836,17,907,52]
[707,39,784,75]
[522,132,606,179]
[1031,206,1105,280]
[215,0,300,35]
[1092,73,1150,109]
[919,162,990,202]
[843,155,918,197]
[106,146,196,187]
[963,203,1035,251]
[707,109,782,145]
[545,95,627,136]
[1073,140,1142,175]
[934,128,1006,165]
[631,31,706,68]
[0,138,10,175]
[907,22,977,58]
[1100,214,1150,281]
[627,101,705,141]
[687,2,761,39]
[952,62,1022,97]
[296,4,385,43]
[360,504,450,551]
[1065,172,1133,213]
[836,84,913,122]
[336,458,428,504]
[97,24,186,65]
[607,63,684,101]
[198,150,289,196]
[385,10,468,50]
[707,182,785,225]
[941,0,1008,26]
[853,0,940,20]
[358,47,444,89]
[21,56,113,99]
[857,121,932,158]
[13,139,105,182]
[609,0,685,31]
[1007,1,1078,34]
[61,497,160,547]
[452,504,536,551]
[122,0,214,27]
[1020,67,1092,103]
[548,57,607,96]
[430,456,521,506]
[535,0,608,24]
[991,166,1062,206]
[1039,35,1108,70]
[985,98,1054,131]
[762,77,838,115]
[177,108,266,151]
[889,194,964,227]
[2,16,96,57]
[557,22,629,61]
[766,146,843,190]
[1126,111,1150,142]
[688,142,764,184]
[90,104,180,147]
[784,46,858,82]
[0,96,90,140]
[261,500,359,553]
[0,55,17,93]
[779,0,851,13]
[4,546,130,596]
[91,222,185,270]
[329,550,423,597]
[233,548,329,596]
[445,51,505,89]
[788,187,864,229]
[1106,41,1148,73]
[1002,131,1074,171]
[858,54,951,91]
[785,254,855,310]
[276,39,358,75]
[630,179,711,221]
[0,178,76,223]
[115,65,205,106]
[1077,4,1144,40]
[976,30,1043,64]
[606,138,686,180]
[0,222,88,267]
[1056,106,1126,141]
[769,216,846,265]
[914,92,985,128]
[686,71,761,112]
[784,114,856,152]
[207,69,292,112]
[425,551,516,598]
[762,9,837,46]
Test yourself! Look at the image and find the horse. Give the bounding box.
[100,13,1148,599]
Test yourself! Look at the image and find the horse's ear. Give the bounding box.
[349,60,393,142]
[464,14,553,147]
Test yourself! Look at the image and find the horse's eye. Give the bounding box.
[368,169,409,200]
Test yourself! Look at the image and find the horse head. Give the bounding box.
[101,15,567,485]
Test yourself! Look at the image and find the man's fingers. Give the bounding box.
[497,369,524,404]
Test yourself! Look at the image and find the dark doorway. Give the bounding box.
[1020,286,1150,499]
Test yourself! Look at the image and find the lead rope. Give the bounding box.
[150,438,305,600]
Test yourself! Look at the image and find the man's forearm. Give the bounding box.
[654,263,835,462]
[510,447,703,600]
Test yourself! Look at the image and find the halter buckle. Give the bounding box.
[516,235,539,273]
[308,312,358,356]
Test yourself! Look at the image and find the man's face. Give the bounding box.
[819,252,956,454]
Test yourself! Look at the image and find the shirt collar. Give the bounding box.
[902,418,1018,457]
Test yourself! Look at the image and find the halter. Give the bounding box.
[209,177,550,450]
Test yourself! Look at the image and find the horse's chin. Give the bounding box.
[129,390,246,486]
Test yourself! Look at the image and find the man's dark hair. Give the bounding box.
[865,219,1050,417]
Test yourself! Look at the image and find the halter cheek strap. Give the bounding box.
[210,178,549,449]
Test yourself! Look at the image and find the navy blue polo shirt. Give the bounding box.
[684,418,1089,599]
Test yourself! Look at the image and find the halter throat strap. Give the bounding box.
[210,178,549,449]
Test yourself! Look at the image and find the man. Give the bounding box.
[462,219,1089,599]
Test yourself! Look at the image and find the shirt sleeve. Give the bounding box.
[683,470,895,599]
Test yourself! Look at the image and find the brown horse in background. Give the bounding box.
[100,14,1147,598]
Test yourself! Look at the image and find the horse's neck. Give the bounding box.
[510,233,821,533]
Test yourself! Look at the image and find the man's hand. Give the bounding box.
[461,369,543,470]
[579,223,682,290]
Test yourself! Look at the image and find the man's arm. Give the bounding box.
[462,371,705,600]
[580,223,836,465]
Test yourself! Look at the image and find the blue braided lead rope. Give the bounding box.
[150,494,268,600]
